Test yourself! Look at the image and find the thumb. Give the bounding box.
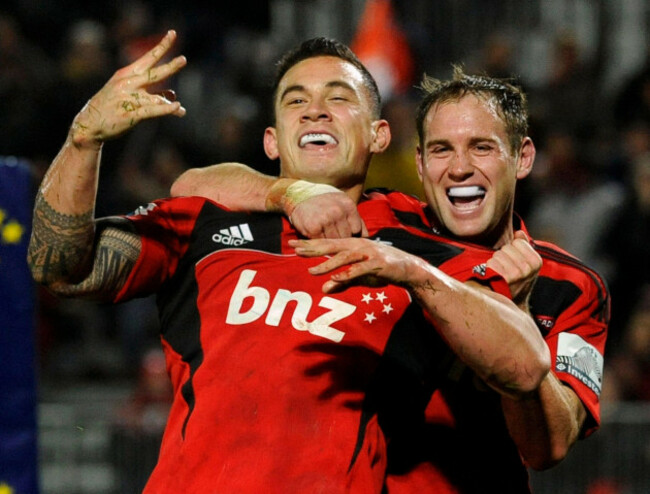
[360,220,369,238]
[513,229,530,242]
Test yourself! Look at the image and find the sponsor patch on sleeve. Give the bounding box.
[555,333,604,396]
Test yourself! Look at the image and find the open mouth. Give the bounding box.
[447,185,486,209]
[299,133,338,148]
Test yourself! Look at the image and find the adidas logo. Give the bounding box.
[212,223,254,246]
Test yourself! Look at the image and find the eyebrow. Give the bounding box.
[425,138,450,150]
[279,80,357,103]
[425,136,496,149]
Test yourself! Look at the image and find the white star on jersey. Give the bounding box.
[364,312,377,323]
[359,290,399,325]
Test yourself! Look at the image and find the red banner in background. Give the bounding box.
[351,0,416,100]
[0,157,39,494]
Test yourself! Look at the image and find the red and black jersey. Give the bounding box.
[115,195,507,494]
[374,190,610,494]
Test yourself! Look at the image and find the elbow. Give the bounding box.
[515,327,552,396]
[170,168,200,197]
[526,441,571,471]
[493,346,551,399]
[523,345,552,394]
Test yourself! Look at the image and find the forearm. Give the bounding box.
[170,164,356,236]
[28,128,103,285]
[293,236,551,394]
[170,163,285,211]
[501,372,586,470]
[408,260,551,397]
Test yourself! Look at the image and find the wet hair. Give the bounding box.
[272,37,382,120]
[415,65,529,154]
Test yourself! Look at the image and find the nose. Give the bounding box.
[448,151,474,179]
[300,97,331,122]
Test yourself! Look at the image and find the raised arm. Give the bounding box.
[28,30,186,300]
[171,163,367,238]
[290,237,551,399]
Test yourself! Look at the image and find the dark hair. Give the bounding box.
[272,37,382,120]
[415,65,529,154]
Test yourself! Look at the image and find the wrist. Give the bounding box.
[69,106,103,151]
[408,260,453,298]
[265,179,340,216]
[265,178,298,213]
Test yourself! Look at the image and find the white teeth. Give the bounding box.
[447,186,485,197]
[299,133,337,147]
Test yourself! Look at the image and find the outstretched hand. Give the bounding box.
[70,30,187,148]
[486,230,542,311]
[290,237,423,293]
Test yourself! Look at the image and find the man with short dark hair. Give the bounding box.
[174,67,609,493]
[28,33,545,493]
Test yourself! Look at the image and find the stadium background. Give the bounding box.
[1,0,649,492]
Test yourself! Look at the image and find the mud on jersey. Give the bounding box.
[116,195,507,494]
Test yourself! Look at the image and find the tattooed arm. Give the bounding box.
[28,192,140,300]
[27,30,186,300]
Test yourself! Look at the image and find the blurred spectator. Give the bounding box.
[470,31,519,80]
[602,285,650,403]
[113,122,191,211]
[613,48,650,129]
[0,13,56,165]
[598,152,650,352]
[47,19,115,168]
[529,30,600,141]
[525,129,625,275]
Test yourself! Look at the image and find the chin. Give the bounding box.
[447,222,486,241]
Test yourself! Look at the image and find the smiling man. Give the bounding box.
[376,67,609,494]
[416,87,531,248]
[27,34,547,493]
[172,67,609,493]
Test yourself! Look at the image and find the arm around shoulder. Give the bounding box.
[170,162,279,211]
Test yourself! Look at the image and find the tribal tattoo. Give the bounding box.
[28,193,140,299]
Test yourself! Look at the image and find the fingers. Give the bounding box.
[316,212,366,239]
[289,192,365,239]
[115,30,187,100]
[290,238,355,259]
[130,29,178,75]
[348,214,368,238]
[487,234,541,288]
[159,89,177,102]
[290,238,372,275]
[513,229,529,242]
[132,54,187,89]
[115,92,185,126]
[359,220,369,238]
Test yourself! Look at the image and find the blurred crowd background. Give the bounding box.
[1,0,649,492]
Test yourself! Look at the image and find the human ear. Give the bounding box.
[516,137,535,180]
[369,120,391,153]
[263,127,279,160]
[415,146,424,181]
